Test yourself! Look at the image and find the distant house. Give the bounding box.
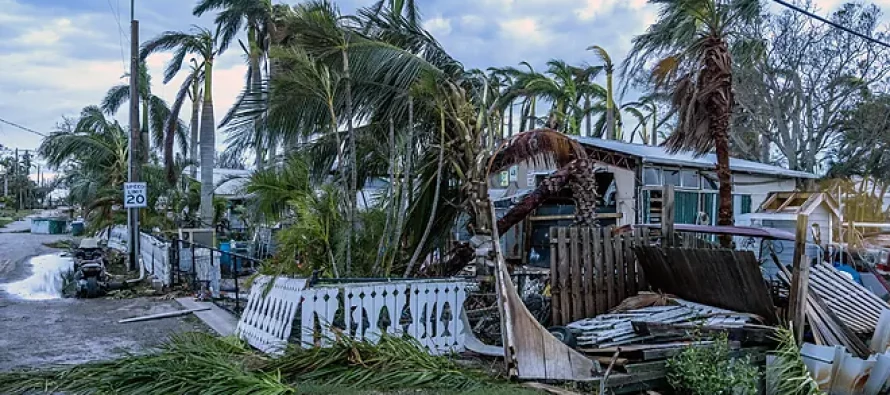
[490,137,819,267]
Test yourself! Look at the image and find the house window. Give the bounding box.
[702,173,718,190]
[680,170,700,189]
[741,195,752,214]
[643,167,661,185]
[663,169,681,186]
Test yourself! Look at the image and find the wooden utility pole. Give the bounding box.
[789,213,810,344]
[663,184,675,247]
[128,1,141,271]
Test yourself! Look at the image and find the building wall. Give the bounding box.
[733,174,797,212]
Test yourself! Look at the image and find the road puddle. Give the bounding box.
[2,254,73,300]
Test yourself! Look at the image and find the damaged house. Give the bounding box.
[490,137,818,266]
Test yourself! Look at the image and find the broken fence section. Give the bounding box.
[634,246,779,324]
[235,275,473,356]
[549,226,648,326]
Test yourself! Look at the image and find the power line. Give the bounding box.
[771,0,890,49]
[107,0,129,72]
[0,117,46,137]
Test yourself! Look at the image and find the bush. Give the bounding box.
[665,333,760,395]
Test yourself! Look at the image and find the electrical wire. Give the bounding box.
[107,0,128,72]
[771,0,890,49]
[0,117,46,137]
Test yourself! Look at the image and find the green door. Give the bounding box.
[675,191,699,224]
[701,193,716,225]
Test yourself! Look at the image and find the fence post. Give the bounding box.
[789,213,810,344]
[191,242,197,291]
[233,256,240,313]
[663,184,675,247]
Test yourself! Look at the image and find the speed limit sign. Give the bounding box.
[123,182,148,208]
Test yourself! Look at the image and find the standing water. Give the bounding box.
[2,254,74,300]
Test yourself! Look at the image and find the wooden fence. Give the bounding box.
[549,226,649,326]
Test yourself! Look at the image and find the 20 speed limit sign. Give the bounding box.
[124,182,148,208]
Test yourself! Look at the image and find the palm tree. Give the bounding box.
[587,45,617,140]
[39,106,129,229]
[194,0,277,169]
[141,27,225,226]
[101,62,186,165]
[624,0,761,242]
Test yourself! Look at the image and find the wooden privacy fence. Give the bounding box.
[549,226,648,326]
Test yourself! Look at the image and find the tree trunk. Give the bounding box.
[529,96,537,129]
[606,70,615,140]
[759,132,770,163]
[372,117,397,276]
[199,60,216,226]
[508,100,514,137]
[249,26,266,170]
[387,97,414,276]
[404,109,446,277]
[706,39,735,247]
[142,100,150,162]
[650,106,657,145]
[189,80,200,180]
[342,46,357,276]
[585,96,591,137]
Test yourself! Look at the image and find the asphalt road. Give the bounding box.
[0,221,207,371]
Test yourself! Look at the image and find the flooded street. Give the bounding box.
[2,253,72,300]
[0,231,208,371]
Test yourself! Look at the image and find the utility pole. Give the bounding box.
[128,0,141,271]
[13,148,18,213]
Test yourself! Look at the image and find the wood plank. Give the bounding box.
[789,213,809,343]
[582,227,595,318]
[634,228,646,290]
[550,227,561,326]
[570,227,583,322]
[615,232,627,303]
[558,227,571,326]
[593,227,606,315]
[662,185,675,247]
[603,226,616,311]
[491,209,599,380]
[625,232,637,296]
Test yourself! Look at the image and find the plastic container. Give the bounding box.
[71,221,85,236]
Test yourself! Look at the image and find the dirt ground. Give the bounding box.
[0,217,208,372]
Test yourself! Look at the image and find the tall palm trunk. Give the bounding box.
[605,69,615,140]
[529,96,537,128]
[189,80,200,179]
[372,117,397,275]
[248,26,266,170]
[585,95,592,137]
[343,46,357,276]
[199,60,216,226]
[704,38,734,246]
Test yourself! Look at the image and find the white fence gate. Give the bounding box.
[236,276,472,356]
[102,226,172,287]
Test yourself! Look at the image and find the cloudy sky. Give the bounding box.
[0,0,885,158]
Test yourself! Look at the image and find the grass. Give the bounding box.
[43,239,75,249]
[0,218,11,229]
[0,332,538,395]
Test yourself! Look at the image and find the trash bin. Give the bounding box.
[219,241,232,273]
[71,221,85,236]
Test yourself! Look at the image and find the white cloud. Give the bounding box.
[499,17,551,47]
[425,16,453,36]
[460,15,485,30]
[575,0,649,21]
[13,17,97,47]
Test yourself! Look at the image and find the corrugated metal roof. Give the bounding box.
[572,136,817,179]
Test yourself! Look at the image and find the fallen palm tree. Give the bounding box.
[0,332,525,395]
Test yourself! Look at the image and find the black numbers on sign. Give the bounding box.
[126,193,145,205]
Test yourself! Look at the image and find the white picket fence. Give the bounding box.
[102,226,173,287]
[236,275,472,356]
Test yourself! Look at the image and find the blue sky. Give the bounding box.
[0,0,881,155]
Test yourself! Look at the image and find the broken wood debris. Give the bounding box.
[118,307,210,323]
[566,295,756,348]
[634,246,779,323]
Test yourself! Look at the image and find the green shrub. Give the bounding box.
[665,333,760,395]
